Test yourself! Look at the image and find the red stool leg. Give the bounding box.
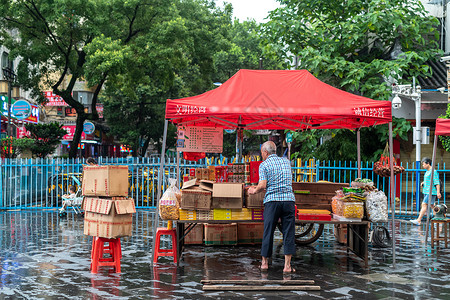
[170,230,177,264]
[114,239,121,273]
[153,230,162,263]
[91,238,103,273]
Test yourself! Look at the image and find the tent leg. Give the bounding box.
[425,135,438,245]
[389,122,396,267]
[177,150,180,186]
[357,128,361,178]
[152,119,169,266]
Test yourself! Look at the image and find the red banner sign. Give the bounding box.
[43,91,68,106]
[62,125,86,141]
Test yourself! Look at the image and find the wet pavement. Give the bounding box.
[1,210,450,299]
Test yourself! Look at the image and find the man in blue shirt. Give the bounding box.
[248,141,296,273]
[410,157,441,225]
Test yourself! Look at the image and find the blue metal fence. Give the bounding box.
[0,157,447,217]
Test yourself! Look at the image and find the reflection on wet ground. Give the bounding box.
[1,210,450,299]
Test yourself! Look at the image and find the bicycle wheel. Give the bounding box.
[295,223,324,245]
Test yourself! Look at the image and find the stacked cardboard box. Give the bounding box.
[237,223,264,244]
[212,183,243,209]
[204,223,237,245]
[185,224,204,245]
[180,179,213,210]
[244,187,265,208]
[82,165,135,238]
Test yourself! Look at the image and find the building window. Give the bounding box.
[1,52,9,69]
[57,107,64,116]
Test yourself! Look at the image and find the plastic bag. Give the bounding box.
[159,178,180,220]
[365,190,388,222]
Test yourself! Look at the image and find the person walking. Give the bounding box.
[248,141,296,273]
[410,157,441,225]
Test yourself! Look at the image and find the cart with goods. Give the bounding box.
[155,69,397,267]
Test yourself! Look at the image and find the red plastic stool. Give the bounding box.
[91,237,122,273]
[153,227,177,264]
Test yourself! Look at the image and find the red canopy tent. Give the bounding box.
[154,70,398,265]
[166,69,392,130]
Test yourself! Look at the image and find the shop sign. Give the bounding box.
[177,125,223,153]
[1,96,39,124]
[83,121,95,135]
[16,126,30,138]
[285,132,293,143]
[65,107,89,117]
[11,100,32,120]
[96,103,103,118]
[43,91,68,106]
[62,125,86,141]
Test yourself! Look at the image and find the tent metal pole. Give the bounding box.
[151,119,169,265]
[177,150,180,187]
[389,122,396,267]
[357,128,361,178]
[425,134,438,245]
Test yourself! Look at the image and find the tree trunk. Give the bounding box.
[69,113,87,158]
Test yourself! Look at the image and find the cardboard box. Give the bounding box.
[179,209,196,220]
[238,223,264,244]
[185,224,204,245]
[334,224,347,244]
[204,223,237,245]
[212,183,243,209]
[180,187,211,210]
[83,197,136,238]
[208,166,216,181]
[231,208,252,220]
[213,208,232,220]
[245,187,265,208]
[252,208,264,220]
[196,168,202,180]
[82,165,129,197]
[197,210,214,220]
[182,178,198,190]
[199,180,214,192]
[201,168,209,180]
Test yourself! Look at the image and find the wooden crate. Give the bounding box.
[293,182,349,211]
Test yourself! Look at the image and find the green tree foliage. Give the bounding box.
[102,0,232,156]
[0,0,173,157]
[213,19,288,84]
[25,122,67,158]
[262,0,441,98]
[263,0,440,160]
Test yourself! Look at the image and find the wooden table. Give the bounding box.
[176,219,370,267]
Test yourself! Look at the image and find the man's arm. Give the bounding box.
[248,180,267,194]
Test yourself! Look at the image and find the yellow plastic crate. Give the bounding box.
[179,209,196,221]
[213,209,232,220]
[231,208,252,220]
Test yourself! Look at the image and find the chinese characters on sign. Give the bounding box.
[353,107,385,118]
[43,91,68,106]
[177,126,223,153]
[175,105,207,115]
[62,125,86,141]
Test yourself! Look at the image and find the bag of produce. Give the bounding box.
[365,190,388,222]
[159,178,180,220]
[373,143,405,177]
